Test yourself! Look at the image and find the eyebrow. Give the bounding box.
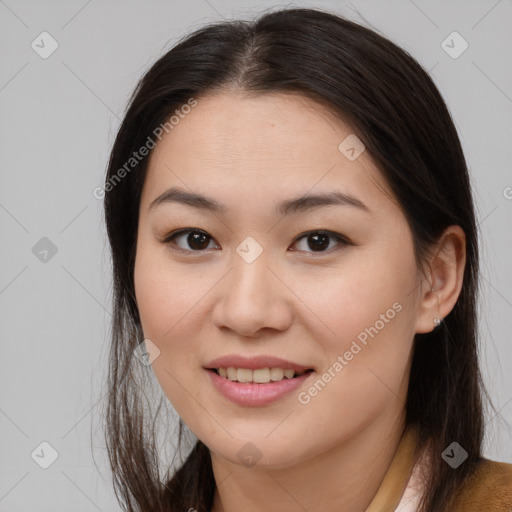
[148,186,371,216]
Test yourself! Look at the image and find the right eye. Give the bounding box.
[161,228,220,254]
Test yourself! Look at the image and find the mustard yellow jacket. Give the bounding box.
[366,425,512,511]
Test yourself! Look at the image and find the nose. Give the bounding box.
[211,252,293,338]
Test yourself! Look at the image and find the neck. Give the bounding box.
[210,405,408,512]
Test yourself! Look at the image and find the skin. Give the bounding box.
[133,90,466,512]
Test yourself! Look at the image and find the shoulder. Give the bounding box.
[451,458,512,512]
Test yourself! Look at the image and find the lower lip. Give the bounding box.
[205,369,314,406]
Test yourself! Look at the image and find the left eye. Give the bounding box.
[161,229,351,254]
[292,230,351,253]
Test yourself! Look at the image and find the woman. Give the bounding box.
[101,7,512,512]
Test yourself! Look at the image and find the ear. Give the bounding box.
[414,225,467,334]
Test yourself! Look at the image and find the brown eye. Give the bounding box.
[162,229,218,252]
[291,230,351,254]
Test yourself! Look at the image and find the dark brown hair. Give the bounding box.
[101,7,500,512]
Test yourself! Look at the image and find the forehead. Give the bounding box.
[149,90,356,164]
[141,90,396,213]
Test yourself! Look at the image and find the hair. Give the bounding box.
[101,6,501,512]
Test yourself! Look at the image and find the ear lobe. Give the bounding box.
[414,225,466,334]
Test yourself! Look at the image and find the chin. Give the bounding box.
[206,434,311,470]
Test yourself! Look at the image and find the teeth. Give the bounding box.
[270,368,285,381]
[216,367,307,383]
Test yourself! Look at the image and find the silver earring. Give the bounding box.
[433,317,442,327]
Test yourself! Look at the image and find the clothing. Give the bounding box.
[365,425,512,511]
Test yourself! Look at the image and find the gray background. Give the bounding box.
[1,0,511,510]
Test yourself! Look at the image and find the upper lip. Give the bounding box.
[204,355,313,372]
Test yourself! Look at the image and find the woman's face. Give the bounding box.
[134,90,429,468]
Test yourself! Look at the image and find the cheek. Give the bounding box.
[134,262,203,351]
[293,249,417,403]
[134,232,202,339]
[292,248,416,350]
[134,260,206,420]
[293,282,414,448]
[133,243,222,387]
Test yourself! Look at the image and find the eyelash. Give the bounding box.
[159,228,353,256]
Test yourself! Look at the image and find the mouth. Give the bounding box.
[205,366,316,406]
[206,367,315,384]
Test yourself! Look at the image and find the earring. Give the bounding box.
[433,317,442,327]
